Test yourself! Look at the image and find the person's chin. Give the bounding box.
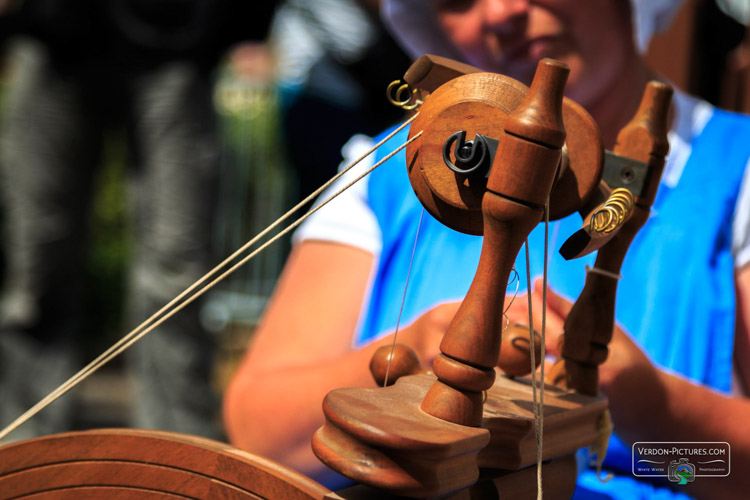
[477,57,539,86]
[508,60,545,85]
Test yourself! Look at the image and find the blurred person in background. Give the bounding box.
[0,0,277,441]
[268,0,411,207]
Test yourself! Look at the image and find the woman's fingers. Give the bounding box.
[532,278,573,317]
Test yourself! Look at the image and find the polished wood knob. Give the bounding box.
[497,324,542,376]
[369,344,421,386]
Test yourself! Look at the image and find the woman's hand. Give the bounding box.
[394,301,461,369]
[504,279,658,397]
[503,278,569,357]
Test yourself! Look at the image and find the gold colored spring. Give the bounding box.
[386,80,423,110]
[589,188,635,234]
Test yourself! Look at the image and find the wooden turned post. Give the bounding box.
[560,81,673,395]
[420,59,570,426]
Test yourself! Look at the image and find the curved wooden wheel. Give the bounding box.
[406,71,603,235]
[406,71,527,234]
[0,429,330,500]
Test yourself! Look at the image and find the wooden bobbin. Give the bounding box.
[404,55,603,235]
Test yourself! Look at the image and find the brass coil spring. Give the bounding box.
[386,80,423,110]
[589,188,635,234]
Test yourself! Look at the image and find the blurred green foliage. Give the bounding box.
[82,137,129,354]
[0,67,129,353]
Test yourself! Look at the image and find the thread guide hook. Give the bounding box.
[442,131,499,178]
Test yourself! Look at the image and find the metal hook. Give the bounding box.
[442,131,492,177]
[386,80,423,110]
[589,188,635,234]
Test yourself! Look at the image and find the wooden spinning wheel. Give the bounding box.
[0,429,330,500]
[312,56,672,498]
[0,55,672,499]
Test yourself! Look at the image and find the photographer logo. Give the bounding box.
[632,442,730,484]
[667,458,695,484]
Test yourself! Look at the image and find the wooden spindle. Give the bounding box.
[420,59,570,426]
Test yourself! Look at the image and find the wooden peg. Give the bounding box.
[614,81,672,207]
[370,344,422,386]
[558,181,636,260]
[403,54,481,93]
[497,324,542,377]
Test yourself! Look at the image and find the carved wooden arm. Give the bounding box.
[549,81,673,395]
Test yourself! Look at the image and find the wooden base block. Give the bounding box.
[474,454,578,500]
[313,375,489,498]
[327,455,578,500]
[479,374,607,470]
[314,372,606,497]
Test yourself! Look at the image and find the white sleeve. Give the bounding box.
[293,134,382,255]
[733,157,750,269]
